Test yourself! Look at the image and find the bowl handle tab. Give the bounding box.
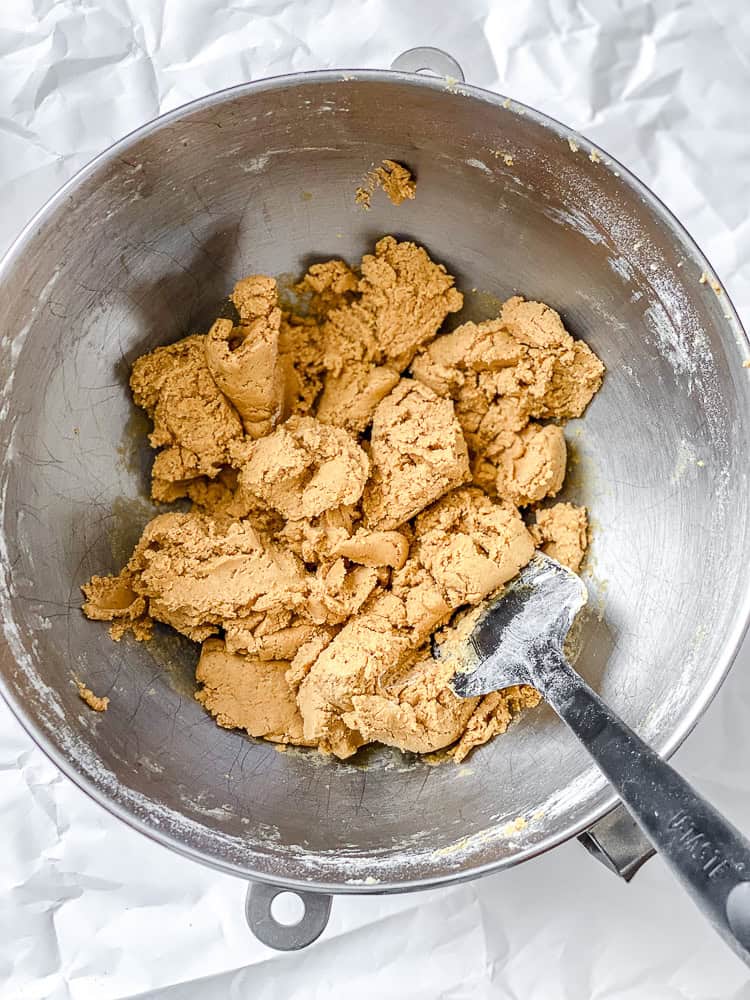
[390,46,465,83]
[579,802,656,882]
[245,881,332,951]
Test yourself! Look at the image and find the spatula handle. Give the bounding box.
[535,647,750,966]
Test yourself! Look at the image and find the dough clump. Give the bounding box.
[362,379,470,530]
[76,680,109,712]
[355,159,417,209]
[83,237,603,760]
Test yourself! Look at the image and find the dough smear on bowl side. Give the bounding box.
[355,159,416,210]
[82,235,604,760]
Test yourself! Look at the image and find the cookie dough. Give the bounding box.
[296,486,538,755]
[355,159,417,209]
[362,379,471,530]
[316,361,400,434]
[320,236,463,373]
[494,423,567,507]
[130,334,244,502]
[411,296,604,495]
[196,638,310,744]
[83,237,603,760]
[107,512,311,648]
[76,680,109,712]
[531,502,589,572]
[204,275,291,438]
[82,571,151,641]
[413,488,536,607]
[237,415,369,520]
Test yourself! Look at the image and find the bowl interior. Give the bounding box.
[1,74,749,889]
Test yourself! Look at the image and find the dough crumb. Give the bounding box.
[76,679,109,712]
[698,270,721,293]
[355,159,416,209]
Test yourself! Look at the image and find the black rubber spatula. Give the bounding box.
[436,552,750,966]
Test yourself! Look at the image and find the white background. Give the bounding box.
[2,1,750,996]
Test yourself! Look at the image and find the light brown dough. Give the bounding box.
[501,297,604,419]
[362,379,471,530]
[297,487,539,757]
[316,361,400,434]
[334,528,410,569]
[185,468,284,535]
[296,609,414,756]
[84,236,604,763]
[309,559,380,625]
[237,415,369,520]
[278,506,358,565]
[355,159,417,209]
[119,512,310,646]
[130,334,244,502]
[321,236,463,374]
[277,313,327,416]
[76,679,110,712]
[429,609,543,761]
[494,422,567,507]
[204,275,289,438]
[195,638,311,744]
[411,296,604,493]
[452,686,542,762]
[413,487,536,607]
[387,560,452,640]
[342,652,477,754]
[81,571,151,641]
[296,259,358,316]
[531,502,589,572]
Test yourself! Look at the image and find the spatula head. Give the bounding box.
[439,553,588,698]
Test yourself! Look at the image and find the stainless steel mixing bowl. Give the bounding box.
[1,48,749,948]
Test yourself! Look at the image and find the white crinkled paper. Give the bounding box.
[2,1,750,996]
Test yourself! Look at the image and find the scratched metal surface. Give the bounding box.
[2,2,750,996]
